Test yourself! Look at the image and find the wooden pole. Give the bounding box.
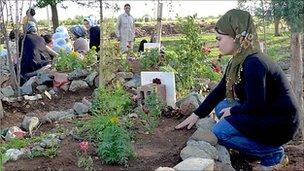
[0,100,3,119]
[98,0,104,87]
[290,32,303,140]
[156,0,163,52]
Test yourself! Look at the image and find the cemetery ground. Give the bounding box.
[1,20,304,170]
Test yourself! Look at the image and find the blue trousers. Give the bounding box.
[212,99,284,166]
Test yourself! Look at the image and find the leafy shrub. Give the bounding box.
[139,90,165,133]
[97,122,134,165]
[91,85,132,116]
[55,51,84,71]
[55,48,97,72]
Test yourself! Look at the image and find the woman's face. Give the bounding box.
[215,31,236,56]
[83,21,90,30]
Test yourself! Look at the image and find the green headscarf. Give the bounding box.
[215,9,261,100]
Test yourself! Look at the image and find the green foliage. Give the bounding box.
[91,85,132,116]
[139,48,159,71]
[139,90,166,133]
[55,51,84,71]
[60,15,85,26]
[83,115,111,142]
[0,135,47,154]
[55,49,97,72]
[27,145,59,159]
[272,0,304,32]
[36,0,63,7]
[77,155,94,171]
[83,47,98,67]
[161,15,221,96]
[97,123,134,165]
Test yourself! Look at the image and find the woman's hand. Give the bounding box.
[220,107,231,118]
[175,113,199,130]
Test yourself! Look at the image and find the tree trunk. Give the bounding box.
[50,4,59,32]
[274,17,280,36]
[290,32,303,140]
[98,0,104,87]
[156,1,163,52]
[0,100,4,119]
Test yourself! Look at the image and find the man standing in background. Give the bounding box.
[116,4,135,53]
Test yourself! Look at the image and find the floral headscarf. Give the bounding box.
[215,9,261,100]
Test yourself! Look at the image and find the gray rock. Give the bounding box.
[21,116,39,133]
[41,109,75,123]
[92,88,99,98]
[155,167,176,171]
[36,73,53,85]
[69,80,89,92]
[124,74,141,88]
[40,136,60,148]
[176,92,205,108]
[36,85,48,93]
[215,162,235,171]
[179,95,200,116]
[20,77,36,95]
[5,149,24,161]
[73,102,89,115]
[216,145,231,165]
[116,72,134,80]
[24,94,42,101]
[94,73,116,87]
[68,69,89,80]
[1,86,15,97]
[59,134,67,140]
[180,145,211,160]
[195,117,216,131]
[174,158,214,171]
[187,140,218,160]
[85,71,98,87]
[82,97,92,109]
[190,129,218,146]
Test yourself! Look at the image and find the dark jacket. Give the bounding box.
[20,34,51,81]
[194,53,300,146]
[89,26,100,52]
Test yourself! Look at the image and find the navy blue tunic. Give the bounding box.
[194,53,300,146]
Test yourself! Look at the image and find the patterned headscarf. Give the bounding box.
[84,15,97,27]
[25,21,37,33]
[215,9,261,100]
[70,25,86,38]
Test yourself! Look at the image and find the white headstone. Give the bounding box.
[144,43,160,50]
[141,71,176,108]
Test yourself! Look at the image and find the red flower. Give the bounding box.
[79,141,89,153]
[202,47,211,54]
[213,66,221,73]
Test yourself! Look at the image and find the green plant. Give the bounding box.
[77,141,94,171]
[82,46,98,67]
[97,122,134,165]
[77,155,94,171]
[43,146,59,158]
[161,16,221,96]
[55,51,84,71]
[91,85,132,116]
[139,90,166,133]
[139,48,159,71]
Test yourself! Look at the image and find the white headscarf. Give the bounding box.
[84,15,97,27]
[53,38,72,53]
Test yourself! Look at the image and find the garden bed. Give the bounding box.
[2,87,303,171]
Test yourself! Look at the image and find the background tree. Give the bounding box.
[36,0,63,32]
[272,0,304,139]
